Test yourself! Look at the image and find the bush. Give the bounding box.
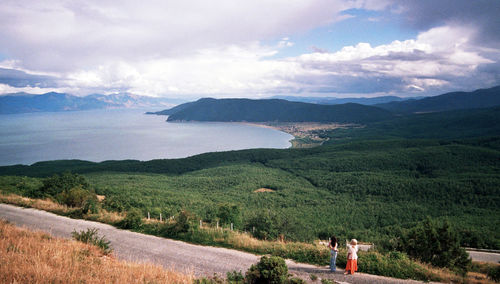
[245,211,278,240]
[488,265,500,282]
[217,204,241,228]
[82,197,100,214]
[38,172,90,198]
[285,277,305,284]
[245,256,288,284]
[171,210,193,234]
[227,270,244,283]
[57,186,95,207]
[399,218,471,274]
[194,274,224,284]
[119,208,143,229]
[71,228,112,254]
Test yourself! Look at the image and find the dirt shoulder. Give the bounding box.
[0,203,441,283]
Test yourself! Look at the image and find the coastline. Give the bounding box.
[240,122,351,148]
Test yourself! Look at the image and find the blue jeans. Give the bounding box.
[330,250,337,272]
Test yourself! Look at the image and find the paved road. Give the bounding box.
[467,250,500,264]
[0,203,439,283]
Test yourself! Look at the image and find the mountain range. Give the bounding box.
[151,98,394,123]
[149,85,500,123]
[375,85,500,113]
[0,92,184,114]
[270,95,423,105]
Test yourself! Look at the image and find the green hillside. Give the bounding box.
[2,91,500,252]
[156,98,394,123]
[376,85,500,114]
[1,138,499,248]
[322,106,500,142]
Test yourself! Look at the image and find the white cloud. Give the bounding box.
[0,0,354,72]
[0,83,73,95]
[0,0,498,97]
[290,25,497,94]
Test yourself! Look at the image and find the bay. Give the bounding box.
[0,109,293,166]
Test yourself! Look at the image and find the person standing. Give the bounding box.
[344,239,358,275]
[328,235,338,272]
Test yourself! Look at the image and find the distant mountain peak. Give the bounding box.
[376,85,500,114]
[0,92,185,114]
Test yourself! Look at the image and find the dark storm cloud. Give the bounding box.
[367,50,440,62]
[0,68,58,88]
[400,0,500,46]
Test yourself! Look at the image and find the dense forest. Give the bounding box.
[375,85,500,114]
[1,137,499,249]
[151,98,394,123]
[1,86,499,251]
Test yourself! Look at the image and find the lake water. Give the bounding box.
[0,109,293,166]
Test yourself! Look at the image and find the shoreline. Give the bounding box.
[240,122,352,148]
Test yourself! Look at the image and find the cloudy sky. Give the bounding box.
[0,0,499,98]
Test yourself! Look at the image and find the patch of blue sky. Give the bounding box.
[267,8,418,59]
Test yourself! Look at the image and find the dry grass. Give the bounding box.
[0,219,193,284]
[253,188,275,193]
[0,192,68,212]
[0,191,125,224]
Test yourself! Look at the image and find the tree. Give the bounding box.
[57,186,95,207]
[217,204,241,228]
[400,218,470,274]
[245,211,278,240]
[37,172,90,198]
[119,208,143,229]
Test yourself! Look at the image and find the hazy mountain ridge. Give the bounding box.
[153,98,394,123]
[0,92,183,114]
[270,95,424,105]
[376,85,500,113]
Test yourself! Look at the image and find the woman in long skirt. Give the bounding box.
[345,239,358,275]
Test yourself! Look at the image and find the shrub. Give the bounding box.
[57,186,95,207]
[38,172,90,198]
[399,218,471,274]
[309,274,318,281]
[119,208,143,229]
[217,204,241,228]
[194,274,224,284]
[245,211,278,240]
[171,210,193,234]
[227,270,244,283]
[488,265,500,282]
[82,197,100,214]
[320,279,334,284]
[245,256,288,284]
[71,228,112,254]
[285,277,305,284]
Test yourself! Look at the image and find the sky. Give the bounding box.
[0,0,499,99]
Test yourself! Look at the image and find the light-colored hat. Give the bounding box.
[350,239,357,245]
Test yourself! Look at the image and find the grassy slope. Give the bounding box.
[0,219,193,283]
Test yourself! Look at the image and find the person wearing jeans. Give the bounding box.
[328,235,338,272]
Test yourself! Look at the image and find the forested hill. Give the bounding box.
[151,98,394,123]
[376,85,500,114]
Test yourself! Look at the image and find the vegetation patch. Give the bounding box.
[254,188,275,193]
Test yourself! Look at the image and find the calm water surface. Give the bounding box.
[0,109,292,166]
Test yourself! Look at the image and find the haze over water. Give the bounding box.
[0,109,293,166]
